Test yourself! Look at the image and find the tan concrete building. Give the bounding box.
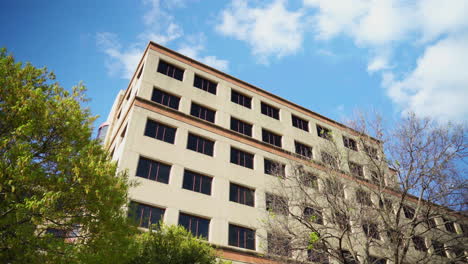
[100,42,466,264]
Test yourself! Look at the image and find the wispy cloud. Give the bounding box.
[216,0,305,64]
[97,0,228,79]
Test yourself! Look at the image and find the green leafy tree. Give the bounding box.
[0,48,136,263]
[129,224,230,264]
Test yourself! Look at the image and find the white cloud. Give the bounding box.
[98,0,229,79]
[384,35,468,121]
[302,0,468,121]
[217,0,305,63]
[177,38,229,71]
[96,32,143,79]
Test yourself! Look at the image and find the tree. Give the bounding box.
[129,224,230,264]
[0,48,135,263]
[263,113,467,264]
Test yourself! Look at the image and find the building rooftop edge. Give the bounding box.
[146,41,382,144]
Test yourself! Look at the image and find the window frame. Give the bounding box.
[135,156,171,184]
[151,87,180,110]
[186,133,215,156]
[190,102,216,123]
[144,119,177,144]
[178,212,210,239]
[229,182,255,207]
[157,60,184,81]
[316,124,332,140]
[343,136,358,151]
[262,128,282,147]
[230,117,253,137]
[182,169,213,195]
[128,201,165,228]
[260,102,280,120]
[264,158,285,177]
[231,89,252,108]
[230,147,254,169]
[291,115,309,131]
[228,224,256,250]
[294,141,313,159]
[193,74,217,95]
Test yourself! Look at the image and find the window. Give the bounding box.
[128,201,165,228]
[231,90,252,108]
[343,136,358,151]
[412,236,427,252]
[137,64,144,79]
[308,247,329,264]
[334,212,351,231]
[341,250,358,264]
[190,103,216,123]
[187,133,214,156]
[262,129,282,147]
[264,159,285,177]
[403,206,415,219]
[182,170,212,195]
[265,193,288,215]
[136,157,171,184]
[144,119,176,144]
[425,217,436,229]
[151,88,180,110]
[443,218,456,233]
[363,222,380,240]
[261,102,279,120]
[369,256,386,264]
[321,152,338,168]
[316,125,332,140]
[230,147,254,169]
[364,145,379,160]
[157,60,184,81]
[349,162,364,178]
[193,75,217,94]
[268,233,291,257]
[303,207,323,225]
[432,240,447,257]
[230,117,252,137]
[292,115,308,131]
[301,172,318,189]
[178,213,210,239]
[228,224,255,250]
[379,198,393,211]
[356,189,373,206]
[295,141,313,158]
[230,183,254,207]
[370,171,382,184]
[450,246,466,259]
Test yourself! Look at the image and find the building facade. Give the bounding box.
[101,42,466,264]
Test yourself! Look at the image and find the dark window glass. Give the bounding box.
[231,90,251,108]
[228,224,255,250]
[343,136,358,151]
[364,145,379,160]
[230,183,254,207]
[341,250,358,264]
[261,102,279,119]
[144,119,176,144]
[264,159,285,177]
[182,170,212,195]
[300,172,318,189]
[356,189,373,206]
[363,222,380,239]
[151,88,180,110]
[178,213,210,239]
[268,233,291,257]
[324,178,345,198]
[128,201,165,228]
[317,125,332,140]
[262,129,282,147]
[308,247,329,264]
[292,115,309,131]
[349,162,364,178]
[157,60,184,81]
[425,217,436,229]
[136,157,170,184]
[230,117,252,137]
[190,103,216,123]
[369,256,386,264]
[265,193,288,215]
[230,147,254,169]
[137,64,144,79]
[303,207,323,225]
[432,240,447,257]
[333,212,351,231]
[193,75,217,94]
[413,236,427,251]
[443,218,457,233]
[321,152,338,168]
[403,206,415,219]
[187,133,214,156]
[379,198,393,211]
[295,141,313,158]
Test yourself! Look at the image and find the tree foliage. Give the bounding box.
[0,48,135,263]
[264,113,467,264]
[129,224,229,264]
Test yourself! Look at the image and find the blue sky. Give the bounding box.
[2,0,467,133]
